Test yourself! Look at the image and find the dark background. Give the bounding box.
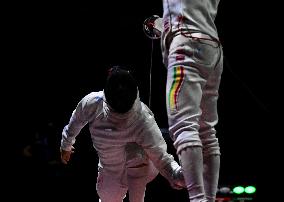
[5,1,272,201]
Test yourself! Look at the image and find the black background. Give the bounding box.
[5,1,272,201]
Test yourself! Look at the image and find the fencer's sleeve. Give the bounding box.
[136,112,180,182]
[61,93,95,151]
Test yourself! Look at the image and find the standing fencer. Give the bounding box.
[60,66,185,202]
[144,0,224,201]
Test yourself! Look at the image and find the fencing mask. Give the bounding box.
[104,66,138,113]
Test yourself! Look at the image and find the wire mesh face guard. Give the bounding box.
[104,67,138,113]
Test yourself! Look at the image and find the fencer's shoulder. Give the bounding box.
[141,102,155,117]
[81,91,104,106]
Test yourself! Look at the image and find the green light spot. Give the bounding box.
[245,186,256,194]
[233,186,245,194]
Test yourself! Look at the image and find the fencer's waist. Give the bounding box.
[189,32,213,40]
[189,32,220,46]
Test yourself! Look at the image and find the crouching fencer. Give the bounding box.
[60,66,185,202]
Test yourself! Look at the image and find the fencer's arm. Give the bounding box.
[136,113,184,188]
[61,96,90,152]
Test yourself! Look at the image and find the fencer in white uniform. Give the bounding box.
[60,66,184,202]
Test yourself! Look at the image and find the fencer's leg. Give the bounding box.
[128,179,146,202]
[179,146,208,202]
[199,121,221,202]
[199,49,223,202]
[203,154,220,202]
[127,162,158,202]
[96,171,127,202]
[126,162,158,202]
[98,194,126,202]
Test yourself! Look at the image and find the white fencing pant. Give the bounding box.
[96,161,158,202]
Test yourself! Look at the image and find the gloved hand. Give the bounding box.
[60,146,75,164]
[143,15,163,39]
[159,158,186,190]
[170,166,186,190]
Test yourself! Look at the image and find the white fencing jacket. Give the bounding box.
[61,91,179,183]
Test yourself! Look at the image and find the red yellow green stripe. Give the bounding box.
[169,66,185,111]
